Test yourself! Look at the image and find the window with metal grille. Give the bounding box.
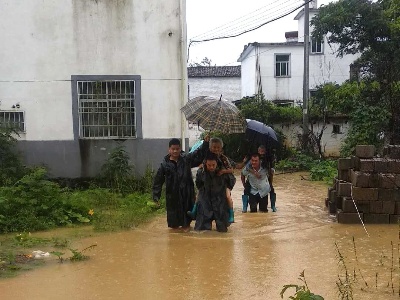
[0,111,25,132]
[311,39,323,54]
[275,54,290,77]
[77,80,136,139]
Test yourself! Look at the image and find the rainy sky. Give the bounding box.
[186,0,336,66]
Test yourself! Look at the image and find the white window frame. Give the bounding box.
[77,80,137,139]
[0,110,25,132]
[311,38,323,54]
[275,54,291,78]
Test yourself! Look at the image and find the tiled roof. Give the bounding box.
[188,66,241,77]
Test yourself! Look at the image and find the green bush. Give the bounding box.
[309,160,337,184]
[0,168,93,233]
[275,152,316,172]
[276,152,337,184]
[0,128,26,186]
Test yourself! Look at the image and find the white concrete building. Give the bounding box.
[187,66,241,146]
[0,0,188,177]
[188,66,241,102]
[238,1,359,105]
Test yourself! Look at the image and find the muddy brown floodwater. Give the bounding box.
[1,172,399,300]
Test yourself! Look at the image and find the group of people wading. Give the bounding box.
[152,136,276,232]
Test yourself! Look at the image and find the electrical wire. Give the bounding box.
[188,0,312,62]
[191,0,301,40]
[190,1,309,43]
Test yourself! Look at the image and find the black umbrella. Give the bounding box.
[246,119,278,147]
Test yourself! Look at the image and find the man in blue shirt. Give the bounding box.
[241,153,271,212]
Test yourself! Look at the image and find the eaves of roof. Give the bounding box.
[187,66,241,77]
[237,42,304,62]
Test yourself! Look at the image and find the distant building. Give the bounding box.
[188,66,241,102]
[237,0,359,105]
[187,66,241,146]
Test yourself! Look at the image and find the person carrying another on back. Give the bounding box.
[241,145,276,212]
[188,137,236,223]
[241,152,271,213]
[152,136,209,230]
[194,152,233,232]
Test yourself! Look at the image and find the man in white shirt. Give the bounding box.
[241,153,271,212]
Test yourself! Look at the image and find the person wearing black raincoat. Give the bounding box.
[194,152,236,232]
[152,137,209,229]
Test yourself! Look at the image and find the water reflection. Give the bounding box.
[0,172,399,300]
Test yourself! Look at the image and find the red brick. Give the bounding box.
[395,174,400,188]
[364,214,390,224]
[378,188,400,201]
[355,145,375,158]
[387,159,400,173]
[368,173,380,188]
[374,158,388,173]
[338,169,350,181]
[342,197,357,213]
[350,169,369,187]
[336,196,343,210]
[329,189,337,203]
[352,186,378,201]
[353,157,375,172]
[354,200,370,213]
[379,174,397,189]
[382,201,395,214]
[389,215,400,224]
[338,158,352,170]
[359,159,375,172]
[385,145,400,159]
[338,182,352,197]
[337,211,363,224]
[328,200,337,214]
[369,201,383,214]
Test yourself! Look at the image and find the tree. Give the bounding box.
[188,57,214,67]
[311,0,400,144]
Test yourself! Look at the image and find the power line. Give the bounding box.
[201,2,304,40]
[191,0,301,40]
[189,0,311,44]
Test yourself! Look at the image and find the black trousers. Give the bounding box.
[249,193,268,212]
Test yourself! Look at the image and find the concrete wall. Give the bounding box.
[241,10,359,101]
[240,49,257,97]
[188,77,241,102]
[241,43,358,101]
[276,120,349,156]
[0,0,187,177]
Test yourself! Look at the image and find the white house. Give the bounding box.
[0,0,188,178]
[187,66,241,146]
[238,0,359,105]
[188,66,241,102]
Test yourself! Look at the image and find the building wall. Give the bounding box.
[188,77,241,101]
[241,43,358,102]
[240,48,257,97]
[240,9,359,101]
[276,120,350,156]
[0,0,187,177]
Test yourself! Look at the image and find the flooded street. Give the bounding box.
[1,172,399,300]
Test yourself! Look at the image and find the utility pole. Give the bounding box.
[302,0,310,150]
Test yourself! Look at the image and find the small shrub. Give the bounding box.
[281,270,324,299]
[98,145,134,193]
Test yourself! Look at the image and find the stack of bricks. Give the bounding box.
[325,145,400,224]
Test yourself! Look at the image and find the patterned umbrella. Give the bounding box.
[181,96,246,134]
